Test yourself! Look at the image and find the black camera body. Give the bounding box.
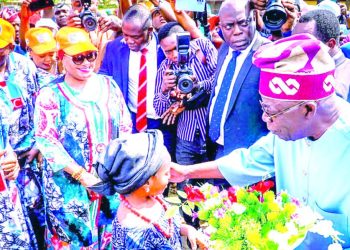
[79,0,98,32]
[262,0,287,31]
[173,32,194,94]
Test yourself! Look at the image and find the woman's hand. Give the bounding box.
[0,150,20,180]
[79,171,101,188]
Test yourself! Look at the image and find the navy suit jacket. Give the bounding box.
[99,34,165,104]
[208,35,270,156]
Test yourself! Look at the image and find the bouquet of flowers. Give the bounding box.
[166,181,343,250]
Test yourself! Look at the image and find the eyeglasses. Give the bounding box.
[259,100,307,122]
[219,18,252,31]
[65,51,97,65]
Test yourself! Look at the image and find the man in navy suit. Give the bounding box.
[207,0,269,160]
[99,4,175,155]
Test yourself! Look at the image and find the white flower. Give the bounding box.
[294,207,323,227]
[231,203,246,215]
[328,243,343,250]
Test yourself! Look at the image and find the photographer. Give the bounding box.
[154,22,217,177]
[253,0,298,40]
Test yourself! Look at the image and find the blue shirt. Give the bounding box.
[153,37,218,142]
[217,97,350,249]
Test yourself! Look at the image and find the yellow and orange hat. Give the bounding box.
[0,18,15,49]
[56,27,97,56]
[25,27,57,54]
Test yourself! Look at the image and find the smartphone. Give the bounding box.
[29,0,55,12]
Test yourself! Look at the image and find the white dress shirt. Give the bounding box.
[128,34,159,119]
[209,32,258,145]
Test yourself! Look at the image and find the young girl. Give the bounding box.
[91,130,207,249]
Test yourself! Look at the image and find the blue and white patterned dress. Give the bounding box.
[35,73,132,249]
[112,200,183,250]
[0,89,36,249]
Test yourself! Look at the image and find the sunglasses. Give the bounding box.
[65,51,97,65]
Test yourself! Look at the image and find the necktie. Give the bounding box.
[136,48,148,132]
[209,50,240,142]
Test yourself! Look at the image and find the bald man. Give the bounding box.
[207,0,270,161]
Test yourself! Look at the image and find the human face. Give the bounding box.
[11,17,20,44]
[160,33,178,64]
[0,44,12,69]
[219,1,255,51]
[122,21,151,52]
[152,11,166,31]
[54,5,70,27]
[63,51,96,81]
[149,152,171,195]
[30,51,56,71]
[260,97,308,141]
[292,20,316,37]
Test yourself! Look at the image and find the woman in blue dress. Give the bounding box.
[34,26,132,249]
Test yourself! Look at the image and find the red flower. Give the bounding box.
[227,187,237,203]
[184,185,206,202]
[249,180,275,194]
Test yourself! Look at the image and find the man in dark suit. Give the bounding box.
[208,0,270,160]
[99,4,175,155]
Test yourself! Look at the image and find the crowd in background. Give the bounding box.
[0,0,350,249]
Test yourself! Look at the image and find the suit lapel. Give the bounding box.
[208,44,230,109]
[225,50,254,119]
[121,44,130,101]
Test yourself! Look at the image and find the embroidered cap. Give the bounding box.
[0,18,15,49]
[25,28,57,54]
[253,33,335,101]
[56,27,97,56]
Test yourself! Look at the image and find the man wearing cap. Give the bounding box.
[293,9,350,101]
[207,0,269,161]
[170,33,350,249]
[0,18,40,248]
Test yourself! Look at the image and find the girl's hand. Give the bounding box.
[182,224,209,250]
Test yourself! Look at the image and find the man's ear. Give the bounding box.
[326,38,337,49]
[304,101,317,118]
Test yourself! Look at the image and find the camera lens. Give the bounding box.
[262,0,287,31]
[82,14,97,31]
[178,75,194,94]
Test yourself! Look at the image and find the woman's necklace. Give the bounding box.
[120,195,174,239]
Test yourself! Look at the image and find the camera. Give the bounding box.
[262,0,287,31]
[173,32,194,94]
[79,0,98,32]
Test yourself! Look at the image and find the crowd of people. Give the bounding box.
[0,0,350,249]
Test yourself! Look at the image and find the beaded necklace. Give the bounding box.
[120,195,174,239]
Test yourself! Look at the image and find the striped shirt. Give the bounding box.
[154,37,217,142]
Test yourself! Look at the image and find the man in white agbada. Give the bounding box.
[170,33,350,249]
